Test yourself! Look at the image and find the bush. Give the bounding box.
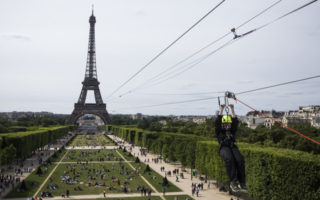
[145,164,151,172]
[36,167,43,175]
[162,177,169,187]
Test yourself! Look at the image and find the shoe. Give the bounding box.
[238,183,247,193]
[230,181,240,193]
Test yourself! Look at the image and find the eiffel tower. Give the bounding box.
[68,9,110,124]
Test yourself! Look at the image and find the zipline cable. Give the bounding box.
[234,96,320,146]
[111,74,320,109]
[118,0,283,97]
[129,91,224,96]
[120,38,234,96]
[106,0,226,99]
[147,39,235,87]
[141,0,319,87]
[236,75,320,95]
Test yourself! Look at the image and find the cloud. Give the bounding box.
[236,80,255,84]
[285,92,304,96]
[307,25,320,37]
[135,10,146,17]
[178,83,197,90]
[1,32,31,41]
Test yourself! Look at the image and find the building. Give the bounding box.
[242,110,284,129]
[242,105,320,129]
[282,106,320,127]
[131,113,143,120]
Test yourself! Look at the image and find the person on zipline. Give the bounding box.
[215,104,246,193]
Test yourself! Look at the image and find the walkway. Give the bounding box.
[4,192,188,200]
[65,146,118,150]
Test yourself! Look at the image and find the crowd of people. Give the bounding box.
[0,174,18,196]
[66,149,121,162]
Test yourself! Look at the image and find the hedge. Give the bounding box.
[196,141,320,200]
[106,125,320,200]
[106,125,209,168]
[0,125,75,160]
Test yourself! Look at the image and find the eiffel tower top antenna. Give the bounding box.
[92,4,94,15]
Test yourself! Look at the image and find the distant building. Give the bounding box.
[242,110,284,129]
[242,105,320,129]
[282,105,320,127]
[158,120,167,125]
[192,118,206,124]
[131,113,143,120]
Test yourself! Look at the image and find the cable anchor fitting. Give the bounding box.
[225,91,236,99]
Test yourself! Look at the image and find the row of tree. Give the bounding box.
[0,126,74,167]
[126,116,320,154]
[0,115,68,133]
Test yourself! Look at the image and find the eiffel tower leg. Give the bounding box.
[94,89,103,104]
[78,86,88,104]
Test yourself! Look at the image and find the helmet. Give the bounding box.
[222,115,232,124]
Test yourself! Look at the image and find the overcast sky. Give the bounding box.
[0,0,319,116]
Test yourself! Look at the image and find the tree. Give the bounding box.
[0,124,8,133]
[145,164,151,172]
[7,144,16,164]
[0,144,16,166]
[162,177,169,187]
[149,122,162,132]
[36,167,43,175]
[137,119,150,130]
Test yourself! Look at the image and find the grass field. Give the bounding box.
[117,149,181,193]
[81,195,194,200]
[117,149,136,161]
[69,135,115,146]
[49,148,68,162]
[131,162,182,193]
[42,162,152,196]
[63,150,123,162]
[82,197,163,200]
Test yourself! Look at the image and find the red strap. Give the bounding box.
[234,97,320,146]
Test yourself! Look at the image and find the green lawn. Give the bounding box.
[81,195,193,200]
[6,163,56,198]
[49,148,68,162]
[165,195,194,200]
[63,150,123,162]
[82,197,162,200]
[117,149,135,161]
[43,162,152,196]
[69,135,115,146]
[131,162,182,193]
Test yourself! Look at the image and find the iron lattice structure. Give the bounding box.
[68,10,110,124]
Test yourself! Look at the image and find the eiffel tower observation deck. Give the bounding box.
[68,9,110,124]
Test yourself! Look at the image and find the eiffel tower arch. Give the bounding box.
[68,9,110,124]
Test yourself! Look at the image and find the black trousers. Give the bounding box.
[219,145,246,184]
